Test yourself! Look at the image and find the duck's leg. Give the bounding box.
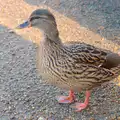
[56,90,75,103]
[75,91,91,112]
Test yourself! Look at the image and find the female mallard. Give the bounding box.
[16,9,120,112]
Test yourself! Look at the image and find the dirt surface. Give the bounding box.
[0,0,120,120]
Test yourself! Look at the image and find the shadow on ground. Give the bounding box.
[24,0,120,45]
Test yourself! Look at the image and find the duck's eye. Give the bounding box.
[30,15,48,22]
[30,16,41,22]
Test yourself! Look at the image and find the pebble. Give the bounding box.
[38,117,46,120]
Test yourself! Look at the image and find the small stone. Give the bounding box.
[38,116,46,120]
[12,53,16,56]
[89,118,95,120]
[8,29,15,34]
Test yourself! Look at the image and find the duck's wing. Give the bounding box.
[60,42,120,90]
[65,42,111,67]
[64,63,117,90]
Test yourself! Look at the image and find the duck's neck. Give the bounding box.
[44,34,61,44]
[39,32,63,56]
[40,27,62,46]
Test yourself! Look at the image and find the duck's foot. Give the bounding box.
[56,96,74,103]
[56,90,75,104]
[75,102,88,112]
[72,91,91,112]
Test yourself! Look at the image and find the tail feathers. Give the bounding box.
[101,53,120,69]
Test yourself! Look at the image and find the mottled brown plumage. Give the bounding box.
[37,38,119,91]
[17,9,120,111]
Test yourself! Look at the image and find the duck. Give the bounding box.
[16,9,120,112]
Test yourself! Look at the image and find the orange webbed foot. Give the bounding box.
[72,91,91,112]
[75,102,88,112]
[56,90,75,104]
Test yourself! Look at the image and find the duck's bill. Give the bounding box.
[16,20,31,29]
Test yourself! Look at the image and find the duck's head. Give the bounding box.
[17,9,59,40]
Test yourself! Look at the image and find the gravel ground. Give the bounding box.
[0,0,120,120]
